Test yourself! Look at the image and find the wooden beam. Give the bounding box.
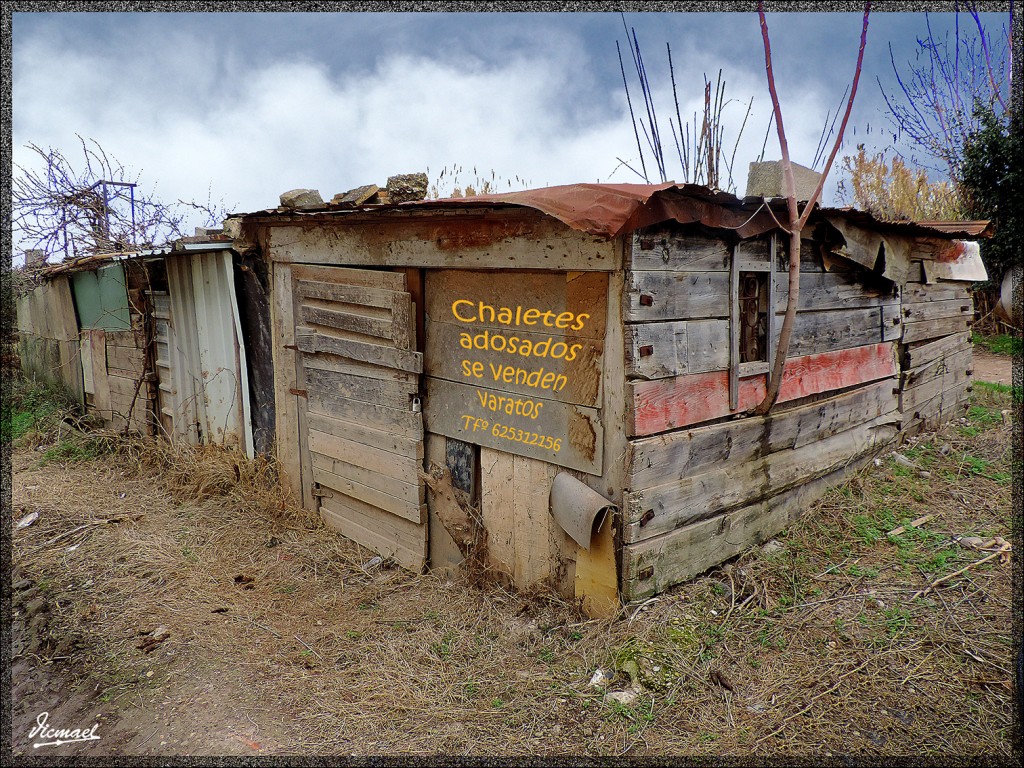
[902,298,974,323]
[628,231,734,271]
[627,378,897,488]
[306,409,423,460]
[269,211,619,272]
[479,447,516,581]
[625,269,899,323]
[296,332,423,374]
[902,315,972,344]
[623,413,898,543]
[271,262,303,501]
[904,331,972,368]
[629,342,898,436]
[729,244,740,411]
[621,455,874,600]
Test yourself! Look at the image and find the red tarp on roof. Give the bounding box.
[412,182,783,240]
[238,182,990,243]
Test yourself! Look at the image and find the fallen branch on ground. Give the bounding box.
[24,515,144,554]
[912,544,1012,600]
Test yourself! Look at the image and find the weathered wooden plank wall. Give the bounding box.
[624,230,900,436]
[269,209,619,271]
[16,274,85,406]
[67,262,154,434]
[620,226,901,600]
[107,263,155,434]
[287,263,429,571]
[898,263,974,436]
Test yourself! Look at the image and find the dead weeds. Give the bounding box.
[9,384,1019,758]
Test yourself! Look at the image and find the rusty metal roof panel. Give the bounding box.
[913,220,994,237]
[236,182,989,242]
[816,208,994,239]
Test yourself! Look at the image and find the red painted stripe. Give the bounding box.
[631,342,897,436]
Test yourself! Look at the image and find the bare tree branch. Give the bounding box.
[13,136,232,263]
[754,2,871,416]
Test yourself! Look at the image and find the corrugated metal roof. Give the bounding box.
[914,220,994,237]
[236,182,991,242]
[40,236,234,277]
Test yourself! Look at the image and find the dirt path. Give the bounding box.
[8,388,1017,759]
[9,450,296,757]
[972,348,1013,385]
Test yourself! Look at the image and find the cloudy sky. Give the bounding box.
[10,6,1013,251]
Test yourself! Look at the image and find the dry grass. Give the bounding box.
[9,384,1019,758]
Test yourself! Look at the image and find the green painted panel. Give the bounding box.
[72,263,131,330]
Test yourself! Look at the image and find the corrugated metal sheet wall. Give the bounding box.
[165,252,254,457]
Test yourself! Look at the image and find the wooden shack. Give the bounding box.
[24,181,983,612]
[15,234,272,457]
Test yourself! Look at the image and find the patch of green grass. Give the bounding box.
[40,435,109,465]
[961,454,991,474]
[974,380,1014,395]
[851,514,884,545]
[972,332,1022,357]
[431,631,457,659]
[10,410,42,441]
[882,607,912,639]
[754,627,786,649]
[7,377,80,443]
[605,697,656,734]
[702,624,725,645]
[967,405,1003,428]
[924,549,960,573]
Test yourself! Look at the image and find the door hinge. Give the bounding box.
[290,388,308,398]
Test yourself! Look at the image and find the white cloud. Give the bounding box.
[12,12,867,260]
[14,26,643,217]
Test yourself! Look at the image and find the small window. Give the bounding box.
[71,263,131,331]
[738,271,769,363]
[729,235,777,409]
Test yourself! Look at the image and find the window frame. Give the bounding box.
[729,234,777,410]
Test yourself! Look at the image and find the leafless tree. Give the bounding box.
[880,4,1012,182]
[754,1,872,415]
[12,135,230,262]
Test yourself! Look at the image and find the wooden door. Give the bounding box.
[291,264,427,571]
